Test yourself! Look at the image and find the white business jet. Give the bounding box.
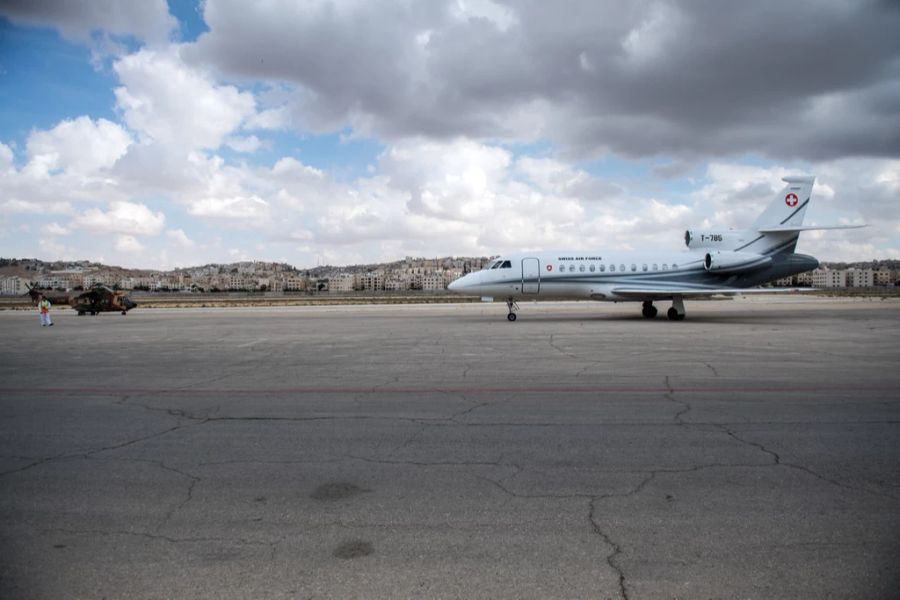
[448,176,861,321]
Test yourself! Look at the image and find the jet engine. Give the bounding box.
[703,251,772,274]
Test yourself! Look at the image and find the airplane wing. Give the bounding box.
[608,287,814,300]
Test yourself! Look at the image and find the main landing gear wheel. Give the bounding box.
[641,301,658,318]
[667,307,685,321]
[505,297,519,322]
[668,296,686,321]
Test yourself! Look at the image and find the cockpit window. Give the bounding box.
[487,260,502,270]
[500,260,511,269]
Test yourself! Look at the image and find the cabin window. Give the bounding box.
[672,263,678,270]
[620,264,626,272]
[642,264,648,272]
[609,264,616,272]
[589,264,595,272]
[569,265,576,272]
[600,264,606,272]
[630,264,637,272]
[652,264,658,271]
[500,260,511,269]
[579,264,585,272]
[558,264,563,272]
[662,264,668,271]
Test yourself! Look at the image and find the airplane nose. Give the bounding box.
[448,273,480,294]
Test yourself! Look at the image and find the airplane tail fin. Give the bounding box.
[690,174,860,257]
[752,175,815,230]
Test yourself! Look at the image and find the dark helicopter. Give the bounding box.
[71,284,138,315]
[27,283,138,315]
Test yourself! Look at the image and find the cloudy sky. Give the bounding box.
[1,0,898,269]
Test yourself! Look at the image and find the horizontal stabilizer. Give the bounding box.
[757,224,867,233]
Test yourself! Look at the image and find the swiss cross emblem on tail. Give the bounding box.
[785,193,799,207]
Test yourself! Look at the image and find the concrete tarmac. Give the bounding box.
[1,297,899,599]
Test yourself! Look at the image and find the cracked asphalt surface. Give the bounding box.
[1,298,899,599]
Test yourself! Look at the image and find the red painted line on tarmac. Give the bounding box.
[0,385,898,396]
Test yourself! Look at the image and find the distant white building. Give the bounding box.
[284,276,307,291]
[811,268,846,288]
[358,273,384,291]
[874,269,895,286]
[420,273,446,291]
[82,274,108,288]
[0,276,28,296]
[40,276,71,290]
[329,273,356,292]
[383,276,408,291]
[846,268,874,288]
[227,275,254,290]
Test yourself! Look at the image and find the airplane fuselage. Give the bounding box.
[451,250,818,302]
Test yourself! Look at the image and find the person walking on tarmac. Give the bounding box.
[38,295,53,327]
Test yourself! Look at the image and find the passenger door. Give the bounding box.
[521,257,540,294]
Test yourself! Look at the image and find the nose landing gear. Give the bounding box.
[506,297,519,321]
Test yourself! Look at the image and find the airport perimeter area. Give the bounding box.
[1,297,899,599]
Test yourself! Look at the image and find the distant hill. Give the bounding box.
[2,256,897,282]
[0,256,491,280]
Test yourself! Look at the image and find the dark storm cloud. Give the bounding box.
[0,0,175,43]
[184,0,900,160]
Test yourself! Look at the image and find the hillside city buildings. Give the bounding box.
[774,266,897,288]
[1,257,897,296]
[0,257,489,295]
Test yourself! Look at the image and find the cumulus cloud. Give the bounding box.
[166,228,195,248]
[189,195,270,220]
[0,120,133,217]
[128,136,891,265]
[40,222,70,236]
[0,143,13,172]
[113,49,257,150]
[0,198,73,216]
[515,157,623,199]
[38,236,75,260]
[379,139,512,222]
[25,116,132,177]
[225,135,262,153]
[73,201,165,235]
[114,234,144,253]
[247,138,658,259]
